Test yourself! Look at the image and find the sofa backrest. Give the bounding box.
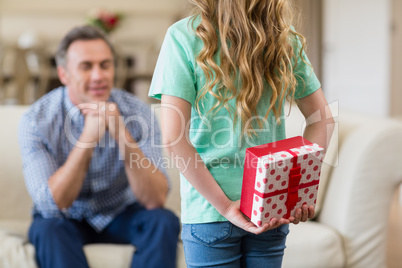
[0,105,32,221]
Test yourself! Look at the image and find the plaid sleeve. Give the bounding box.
[18,113,63,217]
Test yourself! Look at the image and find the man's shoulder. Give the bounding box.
[22,87,65,124]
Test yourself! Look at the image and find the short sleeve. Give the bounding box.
[292,35,321,99]
[149,28,196,105]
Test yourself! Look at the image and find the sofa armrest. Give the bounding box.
[318,114,402,267]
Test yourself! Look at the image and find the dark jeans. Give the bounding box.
[29,203,180,268]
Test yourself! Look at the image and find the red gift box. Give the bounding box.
[240,136,324,226]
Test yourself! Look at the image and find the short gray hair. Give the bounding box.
[55,25,115,67]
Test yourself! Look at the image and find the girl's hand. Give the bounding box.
[291,205,315,225]
[221,200,291,235]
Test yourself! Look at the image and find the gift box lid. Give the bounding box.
[246,136,313,157]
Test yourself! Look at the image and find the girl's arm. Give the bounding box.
[294,88,335,223]
[161,95,292,234]
[296,88,334,152]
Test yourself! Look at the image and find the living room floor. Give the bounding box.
[387,187,402,268]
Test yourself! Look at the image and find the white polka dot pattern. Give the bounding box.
[250,143,324,226]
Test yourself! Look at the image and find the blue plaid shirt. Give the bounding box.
[19,87,169,232]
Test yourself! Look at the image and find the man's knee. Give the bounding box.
[29,216,78,244]
[156,209,180,233]
[144,208,180,234]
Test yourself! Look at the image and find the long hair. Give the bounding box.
[189,0,307,136]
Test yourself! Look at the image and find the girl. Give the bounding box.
[149,0,334,266]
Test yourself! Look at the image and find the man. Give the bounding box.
[18,25,180,268]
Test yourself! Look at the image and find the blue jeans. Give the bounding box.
[182,221,289,267]
[29,203,180,268]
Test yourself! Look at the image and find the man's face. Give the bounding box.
[58,39,115,105]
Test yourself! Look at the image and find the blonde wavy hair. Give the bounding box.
[189,0,308,136]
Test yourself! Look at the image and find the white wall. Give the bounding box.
[0,0,189,72]
[322,0,392,117]
[391,0,402,117]
[0,0,189,45]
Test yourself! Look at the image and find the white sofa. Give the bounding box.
[1,104,402,268]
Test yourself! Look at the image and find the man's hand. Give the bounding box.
[103,102,125,141]
[79,102,126,145]
[80,104,107,145]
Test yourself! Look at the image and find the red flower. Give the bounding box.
[87,8,123,34]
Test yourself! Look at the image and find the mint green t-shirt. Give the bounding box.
[149,16,321,224]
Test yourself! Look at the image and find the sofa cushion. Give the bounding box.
[0,221,137,268]
[83,242,188,268]
[83,244,135,268]
[0,230,37,268]
[283,221,345,268]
